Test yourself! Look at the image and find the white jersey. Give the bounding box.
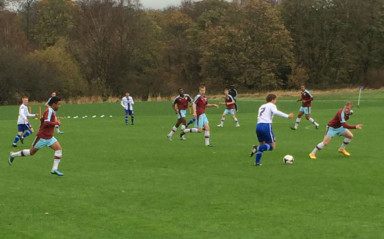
[121,96,134,111]
[257,102,288,124]
[17,104,36,125]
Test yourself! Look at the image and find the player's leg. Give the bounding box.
[203,122,211,146]
[50,140,64,176]
[130,111,134,125]
[13,131,24,147]
[310,134,332,159]
[291,110,304,130]
[253,124,275,166]
[180,117,187,140]
[186,117,195,127]
[338,130,353,156]
[305,109,319,129]
[168,118,182,140]
[124,110,129,125]
[9,142,39,165]
[218,112,226,127]
[181,115,200,137]
[232,112,240,127]
[22,124,34,141]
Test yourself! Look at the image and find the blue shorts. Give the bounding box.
[18,124,31,132]
[32,137,58,149]
[125,109,134,115]
[177,110,187,119]
[195,114,209,129]
[326,126,347,138]
[256,123,275,144]
[299,106,311,114]
[224,109,235,115]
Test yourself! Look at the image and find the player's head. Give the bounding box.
[125,92,130,97]
[48,96,61,111]
[178,88,184,96]
[344,101,353,115]
[22,96,29,105]
[300,84,306,91]
[51,92,56,97]
[224,88,229,95]
[266,94,277,103]
[199,85,206,95]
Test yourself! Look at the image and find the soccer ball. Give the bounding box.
[283,155,294,164]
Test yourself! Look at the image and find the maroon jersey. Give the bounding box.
[37,107,59,139]
[194,94,208,116]
[173,94,192,110]
[301,89,314,107]
[328,108,356,129]
[225,95,235,110]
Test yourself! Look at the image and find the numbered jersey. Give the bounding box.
[257,102,288,124]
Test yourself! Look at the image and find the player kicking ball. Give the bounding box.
[180,85,218,146]
[309,101,362,159]
[250,94,294,166]
[217,88,240,127]
[167,88,193,141]
[9,96,65,176]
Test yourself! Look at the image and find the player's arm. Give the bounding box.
[272,107,293,118]
[20,106,29,122]
[173,103,178,114]
[207,103,219,108]
[192,103,197,117]
[121,99,127,109]
[340,122,362,129]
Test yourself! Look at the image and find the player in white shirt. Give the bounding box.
[46,92,63,134]
[12,97,39,147]
[250,94,294,166]
[121,92,135,125]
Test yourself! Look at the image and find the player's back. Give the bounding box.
[257,102,276,124]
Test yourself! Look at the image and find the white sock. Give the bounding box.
[340,138,351,150]
[311,142,324,154]
[52,150,62,170]
[295,118,301,128]
[168,126,177,136]
[55,125,60,132]
[309,118,319,126]
[205,131,210,145]
[185,128,198,133]
[181,125,186,131]
[220,117,225,125]
[11,149,30,157]
[234,118,239,124]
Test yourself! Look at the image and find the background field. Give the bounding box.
[0,90,383,239]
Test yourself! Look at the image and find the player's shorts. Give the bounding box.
[177,110,187,119]
[325,126,347,137]
[125,109,134,115]
[32,136,58,149]
[195,113,209,129]
[224,109,235,115]
[256,123,275,144]
[299,106,311,114]
[17,124,31,132]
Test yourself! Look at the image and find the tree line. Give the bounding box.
[1,0,383,104]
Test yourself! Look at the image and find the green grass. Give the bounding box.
[0,90,383,238]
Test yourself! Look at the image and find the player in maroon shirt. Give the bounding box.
[9,96,65,176]
[217,88,240,127]
[167,88,193,141]
[291,84,319,130]
[180,85,218,146]
[309,101,362,159]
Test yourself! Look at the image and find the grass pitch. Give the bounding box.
[0,90,383,238]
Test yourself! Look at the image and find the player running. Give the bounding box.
[217,88,240,127]
[12,96,38,147]
[309,101,362,159]
[9,96,65,176]
[180,85,219,146]
[121,92,135,125]
[291,84,319,130]
[46,91,63,134]
[167,88,193,141]
[250,94,294,166]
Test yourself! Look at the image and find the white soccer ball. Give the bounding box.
[283,155,294,164]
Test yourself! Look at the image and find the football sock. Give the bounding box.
[23,130,32,138]
[181,125,186,131]
[309,118,319,126]
[311,142,324,154]
[255,151,263,164]
[340,138,351,150]
[294,118,301,129]
[185,128,198,133]
[234,117,238,124]
[13,135,21,144]
[11,149,30,158]
[220,117,225,125]
[131,115,134,124]
[125,116,128,124]
[52,150,62,170]
[205,131,210,145]
[168,126,177,136]
[186,118,195,127]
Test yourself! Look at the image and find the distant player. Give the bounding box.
[217,88,240,127]
[291,84,319,130]
[180,85,219,146]
[9,96,65,176]
[12,96,38,147]
[250,94,294,166]
[167,88,193,141]
[46,91,63,134]
[121,92,134,125]
[228,86,238,112]
[309,102,362,159]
